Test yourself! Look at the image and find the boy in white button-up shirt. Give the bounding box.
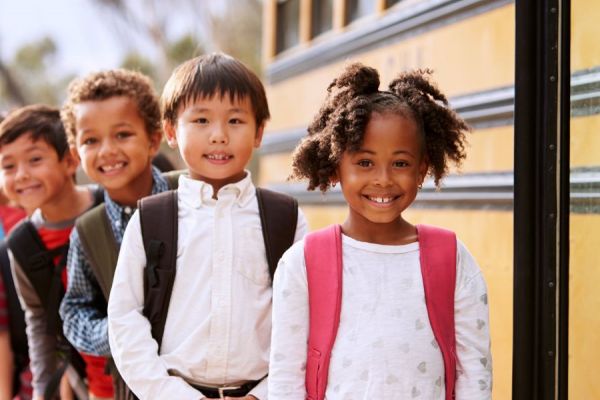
[107,53,307,400]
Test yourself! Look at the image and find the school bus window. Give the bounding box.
[345,0,377,24]
[311,0,333,38]
[276,0,300,54]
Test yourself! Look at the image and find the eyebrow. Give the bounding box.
[80,122,134,134]
[187,106,250,114]
[356,149,416,157]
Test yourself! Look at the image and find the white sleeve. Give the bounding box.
[454,241,493,400]
[293,207,309,243]
[107,211,201,399]
[268,240,309,400]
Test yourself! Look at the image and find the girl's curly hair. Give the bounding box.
[290,63,469,191]
[61,69,161,145]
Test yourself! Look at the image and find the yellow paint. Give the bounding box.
[266,4,515,131]
[569,214,600,399]
[571,0,600,72]
[461,126,514,173]
[258,153,295,185]
[570,114,600,168]
[300,207,513,400]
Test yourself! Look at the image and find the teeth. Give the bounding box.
[101,162,125,172]
[207,154,230,160]
[369,196,393,203]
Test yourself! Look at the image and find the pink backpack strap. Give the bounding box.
[303,224,343,400]
[416,224,457,400]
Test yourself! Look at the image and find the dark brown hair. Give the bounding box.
[0,104,69,159]
[61,69,161,145]
[161,52,270,127]
[290,63,469,191]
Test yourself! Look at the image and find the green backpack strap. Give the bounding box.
[161,169,186,189]
[75,204,119,301]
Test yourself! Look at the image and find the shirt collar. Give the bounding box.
[104,165,168,219]
[178,170,255,209]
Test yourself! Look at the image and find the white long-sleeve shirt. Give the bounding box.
[108,173,307,400]
[269,233,492,400]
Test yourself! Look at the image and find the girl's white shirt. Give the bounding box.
[269,233,492,400]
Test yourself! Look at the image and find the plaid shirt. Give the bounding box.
[60,167,169,355]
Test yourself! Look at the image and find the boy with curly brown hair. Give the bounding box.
[59,69,169,399]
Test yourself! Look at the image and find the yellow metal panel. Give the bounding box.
[570,114,600,168]
[258,153,295,186]
[460,126,514,173]
[569,214,600,399]
[266,4,515,131]
[300,206,513,400]
[571,0,600,71]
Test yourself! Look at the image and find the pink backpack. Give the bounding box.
[303,224,457,400]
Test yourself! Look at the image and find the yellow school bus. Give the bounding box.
[259,0,599,398]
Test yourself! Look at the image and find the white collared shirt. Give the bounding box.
[108,173,307,399]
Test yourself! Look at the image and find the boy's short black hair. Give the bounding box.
[61,69,161,145]
[161,53,270,127]
[0,104,69,159]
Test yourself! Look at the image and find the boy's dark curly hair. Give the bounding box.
[61,69,161,145]
[0,104,69,159]
[290,63,469,191]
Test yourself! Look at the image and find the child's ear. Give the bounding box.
[418,156,429,184]
[148,130,162,156]
[163,121,178,148]
[63,149,80,175]
[254,123,265,148]
[69,146,81,163]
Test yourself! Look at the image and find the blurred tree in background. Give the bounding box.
[0,0,262,110]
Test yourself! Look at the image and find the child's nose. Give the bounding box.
[374,167,392,186]
[98,138,118,156]
[15,164,30,181]
[209,125,229,144]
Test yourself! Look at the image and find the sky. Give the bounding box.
[0,0,135,74]
[0,0,207,76]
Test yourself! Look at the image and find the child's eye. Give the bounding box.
[1,164,14,172]
[29,156,43,164]
[82,137,97,146]
[357,160,373,168]
[116,131,133,139]
[393,160,409,168]
[195,118,209,124]
[229,118,244,125]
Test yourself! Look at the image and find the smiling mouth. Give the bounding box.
[99,162,126,173]
[364,195,398,204]
[16,184,41,194]
[205,154,233,161]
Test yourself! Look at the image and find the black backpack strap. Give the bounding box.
[0,241,28,396]
[255,188,298,281]
[139,190,178,349]
[6,221,68,335]
[75,204,119,301]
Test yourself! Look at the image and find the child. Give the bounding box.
[0,105,99,400]
[268,64,492,400]
[107,53,307,400]
[58,69,169,399]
